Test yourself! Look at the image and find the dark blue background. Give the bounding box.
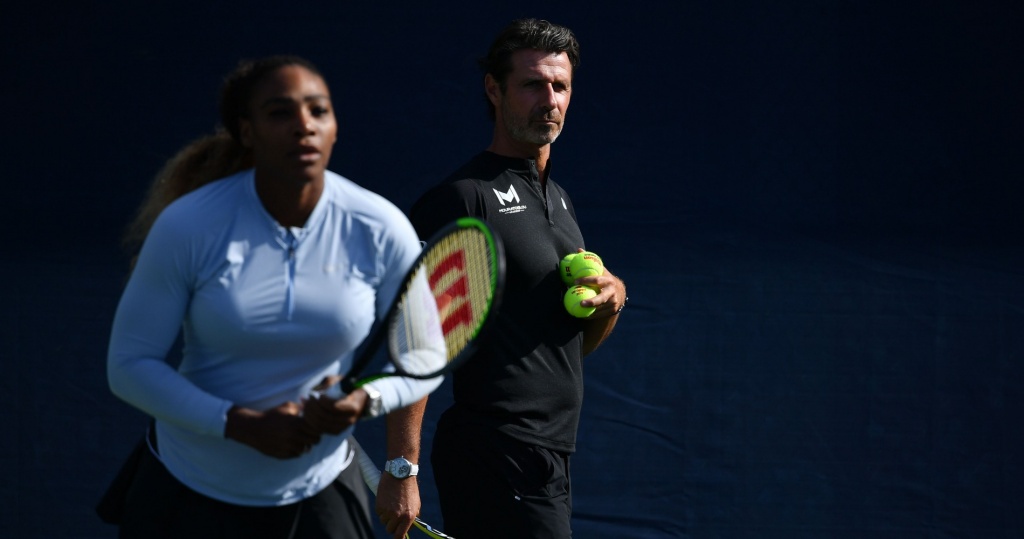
[3,1,1022,537]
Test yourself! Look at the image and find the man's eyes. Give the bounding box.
[523,80,570,91]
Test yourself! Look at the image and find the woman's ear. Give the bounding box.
[239,118,253,148]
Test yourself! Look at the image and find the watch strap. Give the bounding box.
[360,383,383,419]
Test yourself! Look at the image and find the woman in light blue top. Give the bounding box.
[107,55,441,539]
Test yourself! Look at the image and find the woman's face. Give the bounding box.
[240,65,337,185]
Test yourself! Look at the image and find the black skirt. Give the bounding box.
[98,427,373,539]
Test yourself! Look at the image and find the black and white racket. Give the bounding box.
[321,217,504,396]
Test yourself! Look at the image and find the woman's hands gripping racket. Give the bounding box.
[310,217,504,412]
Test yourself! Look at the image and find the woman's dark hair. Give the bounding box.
[123,55,324,261]
[219,55,324,142]
[478,19,580,120]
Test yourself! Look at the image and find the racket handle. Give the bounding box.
[356,443,383,494]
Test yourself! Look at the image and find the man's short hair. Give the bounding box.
[478,18,580,119]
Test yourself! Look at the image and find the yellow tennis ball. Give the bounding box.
[569,251,604,279]
[559,253,579,284]
[563,285,599,318]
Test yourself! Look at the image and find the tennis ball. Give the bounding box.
[564,285,599,318]
[559,253,579,284]
[569,251,604,279]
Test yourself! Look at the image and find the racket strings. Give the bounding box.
[386,224,499,378]
[389,267,446,376]
[425,230,497,363]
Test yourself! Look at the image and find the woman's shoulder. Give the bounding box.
[324,171,407,222]
[322,171,419,250]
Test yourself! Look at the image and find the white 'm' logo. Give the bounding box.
[493,185,520,206]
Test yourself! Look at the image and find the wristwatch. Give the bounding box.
[383,456,419,479]
[360,384,383,419]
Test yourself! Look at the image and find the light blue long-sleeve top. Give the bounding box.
[107,169,443,506]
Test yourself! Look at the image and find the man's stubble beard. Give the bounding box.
[502,99,565,146]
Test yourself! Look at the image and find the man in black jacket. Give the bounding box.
[409,18,627,538]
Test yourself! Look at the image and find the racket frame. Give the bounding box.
[339,217,504,393]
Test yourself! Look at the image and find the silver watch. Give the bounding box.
[383,456,419,479]
[360,384,383,419]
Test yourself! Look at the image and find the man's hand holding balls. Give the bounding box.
[560,250,626,319]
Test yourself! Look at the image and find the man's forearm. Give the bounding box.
[385,397,428,459]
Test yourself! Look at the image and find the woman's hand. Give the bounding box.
[224,402,321,459]
[302,389,369,435]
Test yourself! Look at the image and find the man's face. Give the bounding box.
[492,49,573,147]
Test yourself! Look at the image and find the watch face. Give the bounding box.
[387,458,415,478]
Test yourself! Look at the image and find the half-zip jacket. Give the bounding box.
[107,168,443,506]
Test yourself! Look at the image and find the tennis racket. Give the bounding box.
[355,444,456,539]
[319,216,504,397]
